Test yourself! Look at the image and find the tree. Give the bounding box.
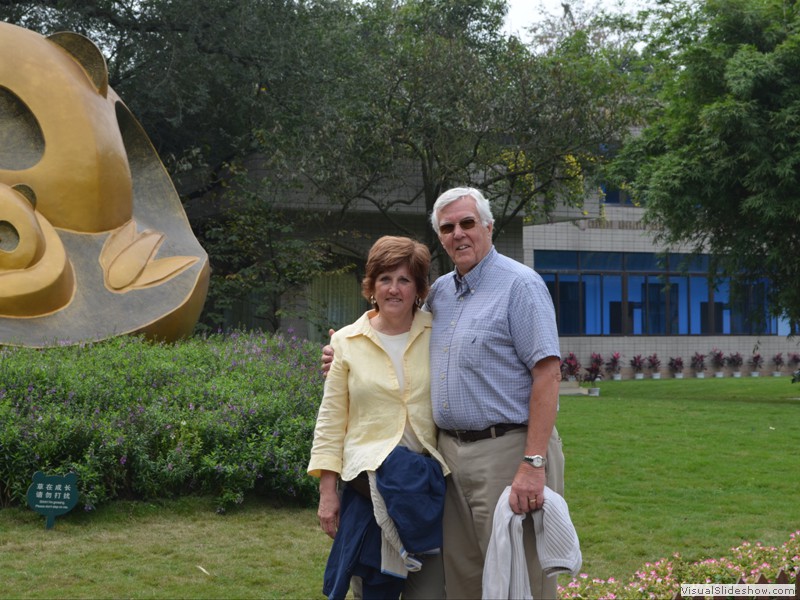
[291,0,643,273]
[195,174,334,332]
[2,0,645,324]
[613,0,800,324]
[0,0,336,195]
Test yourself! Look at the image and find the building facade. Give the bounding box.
[525,194,800,379]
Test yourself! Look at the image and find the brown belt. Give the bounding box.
[442,423,526,443]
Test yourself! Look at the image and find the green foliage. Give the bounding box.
[0,332,324,513]
[561,532,799,598]
[1,0,646,299]
[0,0,322,185]
[195,174,335,332]
[613,0,800,323]
[301,0,643,269]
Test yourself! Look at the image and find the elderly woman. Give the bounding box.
[308,236,448,600]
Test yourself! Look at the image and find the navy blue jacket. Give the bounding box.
[323,446,445,600]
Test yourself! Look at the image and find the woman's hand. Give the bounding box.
[318,471,340,538]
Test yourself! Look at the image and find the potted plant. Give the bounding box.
[585,359,602,396]
[710,348,726,377]
[585,352,604,383]
[605,352,622,381]
[690,352,706,378]
[788,352,800,370]
[629,354,645,379]
[749,353,763,377]
[561,352,582,382]
[668,356,684,379]
[772,352,784,377]
[726,352,743,377]
[647,353,661,379]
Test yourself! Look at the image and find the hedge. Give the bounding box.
[0,331,324,512]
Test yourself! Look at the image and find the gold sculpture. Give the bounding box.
[0,22,209,347]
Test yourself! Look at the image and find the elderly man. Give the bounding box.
[322,187,564,599]
[427,187,564,599]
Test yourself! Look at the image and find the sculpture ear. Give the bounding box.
[12,184,37,209]
[47,31,109,97]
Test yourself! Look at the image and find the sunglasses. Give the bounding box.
[438,217,478,235]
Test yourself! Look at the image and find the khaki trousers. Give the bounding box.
[438,427,564,600]
[350,552,444,599]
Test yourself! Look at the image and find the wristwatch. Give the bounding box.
[522,454,547,468]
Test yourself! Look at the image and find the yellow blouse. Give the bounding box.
[308,309,448,481]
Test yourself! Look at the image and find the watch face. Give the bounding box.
[525,455,545,467]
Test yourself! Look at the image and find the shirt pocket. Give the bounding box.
[459,318,509,369]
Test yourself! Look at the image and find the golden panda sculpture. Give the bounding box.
[0,22,209,347]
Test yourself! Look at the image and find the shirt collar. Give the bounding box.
[452,246,496,296]
[347,309,432,343]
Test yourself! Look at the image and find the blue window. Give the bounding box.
[582,251,623,271]
[600,184,634,205]
[603,275,623,334]
[584,275,602,335]
[535,250,578,271]
[535,251,785,336]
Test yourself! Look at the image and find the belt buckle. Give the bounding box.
[449,429,468,442]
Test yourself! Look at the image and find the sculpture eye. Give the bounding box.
[0,86,44,170]
[0,220,20,253]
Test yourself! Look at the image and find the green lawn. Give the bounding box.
[560,377,800,579]
[1,377,798,598]
[0,497,330,599]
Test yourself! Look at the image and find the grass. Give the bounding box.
[562,377,800,580]
[0,497,330,599]
[1,377,798,598]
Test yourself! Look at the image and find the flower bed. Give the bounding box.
[558,531,799,599]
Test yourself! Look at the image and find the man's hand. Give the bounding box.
[321,328,335,376]
[508,355,559,514]
[509,461,546,514]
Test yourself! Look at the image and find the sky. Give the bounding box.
[503,0,654,40]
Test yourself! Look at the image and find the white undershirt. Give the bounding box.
[375,330,424,453]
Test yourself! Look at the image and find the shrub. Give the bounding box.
[0,331,324,512]
[646,353,661,372]
[788,352,800,368]
[605,352,622,375]
[710,348,726,370]
[559,531,799,599]
[561,353,582,379]
[725,352,743,370]
[772,352,785,368]
[585,353,603,382]
[749,353,764,370]
[629,354,644,373]
[668,356,683,373]
[690,352,706,372]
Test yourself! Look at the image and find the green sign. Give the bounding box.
[26,471,79,529]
